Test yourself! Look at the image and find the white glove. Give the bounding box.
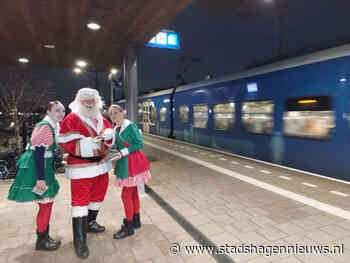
[102,128,114,141]
[80,137,100,157]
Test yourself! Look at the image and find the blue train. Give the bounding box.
[118,44,350,181]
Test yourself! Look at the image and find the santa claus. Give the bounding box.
[58,87,113,259]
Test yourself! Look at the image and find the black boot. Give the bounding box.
[87,209,105,233]
[46,225,61,247]
[35,226,61,251]
[133,213,141,229]
[113,220,134,239]
[72,217,89,259]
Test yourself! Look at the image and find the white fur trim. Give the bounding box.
[103,128,114,140]
[65,161,113,179]
[78,88,99,97]
[80,137,99,157]
[119,119,131,134]
[72,206,88,217]
[58,133,84,143]
[44,115,58,131]
[121,148,129,156]
[88,202,101,210]
[36,199,54,204]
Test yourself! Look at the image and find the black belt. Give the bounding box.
[69,154,103,163]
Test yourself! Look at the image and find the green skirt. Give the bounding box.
[8,150,60,202]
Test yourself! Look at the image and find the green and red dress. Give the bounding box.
[8,119,60,203]
[113,119,151,187]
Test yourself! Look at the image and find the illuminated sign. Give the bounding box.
[247,83,258,92]
[146,30,180,50]
[298,99,318,104]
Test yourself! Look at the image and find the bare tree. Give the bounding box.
[0,71,55,154]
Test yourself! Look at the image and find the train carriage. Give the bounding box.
[119,44,350,181]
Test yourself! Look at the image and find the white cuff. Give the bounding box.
[88,202,101,211]
[121,148,129,156]
[80,137,99,157]
[72,206,88,217]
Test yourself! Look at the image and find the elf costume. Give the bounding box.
[8,116,61,251]
[112,119,151,239]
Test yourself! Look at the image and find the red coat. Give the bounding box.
[58,113,113,179]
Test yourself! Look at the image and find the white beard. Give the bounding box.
[77,104,101,120]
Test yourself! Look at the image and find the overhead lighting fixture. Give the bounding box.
[44,44,55,49]
[110,68,118,74]
[87,22,101,31]
[18,57,29,63]
[340,77,347,83]
[76,60,87,68]
[74,68,82,74]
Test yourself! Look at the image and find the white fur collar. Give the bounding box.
[118,119,131,134]
[44,115,59,141]
[44,115,58,130]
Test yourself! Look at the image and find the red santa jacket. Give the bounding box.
[58,112,113,179]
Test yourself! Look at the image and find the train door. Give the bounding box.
[158,101,171,137]
[141,101,156,134]
[192,104,211,146]
[177,104,191,141]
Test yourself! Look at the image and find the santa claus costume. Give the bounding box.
[58,88,113,259]
[108,105,151,239]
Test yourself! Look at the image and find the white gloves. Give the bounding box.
[102,128,114,141]
[80,137,100,157]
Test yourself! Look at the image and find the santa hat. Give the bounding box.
[77,87,99,98]
[69,87,103,112]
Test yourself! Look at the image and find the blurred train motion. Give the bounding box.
[118,44,350,181]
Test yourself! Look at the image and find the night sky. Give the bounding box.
[136,0,350,95]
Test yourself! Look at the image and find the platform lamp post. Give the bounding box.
[108,68,120,105]
[73,60,100,91]
[74,60,117,103]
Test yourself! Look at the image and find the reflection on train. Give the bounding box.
[119,44,350,181]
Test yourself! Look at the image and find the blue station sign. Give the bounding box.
[146,30,180,50]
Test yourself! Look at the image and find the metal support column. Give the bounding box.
[124,48,138,123]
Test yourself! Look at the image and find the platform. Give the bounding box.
[1,134,350,263]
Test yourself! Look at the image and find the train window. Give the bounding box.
[242,100,274,134]
[138,103,143,122]
[193,104,208,128]
[283,96,335,139]
[150,106,157,124]
[179,105,189,124]
[214,102,235,130]
[159,107,167,122]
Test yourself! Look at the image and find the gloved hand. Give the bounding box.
[80,137,100,157]
[102,128,114,141]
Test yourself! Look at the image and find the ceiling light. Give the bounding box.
[340,77,347,83]
[44,44,55,49]
[110,68,118,74]
[76,60,87,67]
[18,57,29,63]
[87,23,101,30]
[74,68,82,74]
